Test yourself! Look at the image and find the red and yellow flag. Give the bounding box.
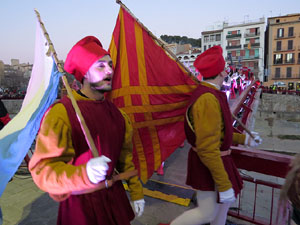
[108,6,197,183]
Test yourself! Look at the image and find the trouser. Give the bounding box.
[170,190,231,225]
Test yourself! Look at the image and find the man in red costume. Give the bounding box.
[0,99,11,130]
[29,36,145,225]
[160,46,261,225]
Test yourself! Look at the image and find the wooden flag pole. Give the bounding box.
[231,113,258,141]
[114,2,256,142]
[34,9,99,158]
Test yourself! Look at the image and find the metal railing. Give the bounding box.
[226,45,242,49]
[229,81,293,224]
[226,34,242,39]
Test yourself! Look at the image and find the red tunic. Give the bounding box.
[57,97,134,225]
[185,84,243,196]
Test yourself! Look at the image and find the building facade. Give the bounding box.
[223,18,265,81]
[202,29,223,52]
[177,49,201,75]
[201,18,265,82]
[264,14,300,89]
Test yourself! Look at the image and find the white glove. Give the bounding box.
[86,155,111,184]
[245,131,262,147]
[219,188,236,203]
[133,199,145,217]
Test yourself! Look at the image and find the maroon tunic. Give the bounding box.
[56,96,134,225]
[185,84,243,196]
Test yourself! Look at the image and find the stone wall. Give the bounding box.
[2,99,23,116]
[258,93,300,121]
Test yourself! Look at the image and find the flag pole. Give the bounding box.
[34,9,99,158]
[115,1,257,142]
[115,0,199,84]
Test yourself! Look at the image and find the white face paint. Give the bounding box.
[85,55,114,92]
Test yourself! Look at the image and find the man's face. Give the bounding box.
[85,55,114,92]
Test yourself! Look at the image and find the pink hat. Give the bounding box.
[193,46,225,78]
[64,36,109,81]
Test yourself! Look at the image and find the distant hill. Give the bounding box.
[160,35,201,47]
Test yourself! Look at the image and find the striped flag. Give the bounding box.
[0,21,62,196]
[108,7,197,182]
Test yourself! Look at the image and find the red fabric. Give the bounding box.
[64,36,109,82]
[193,46,225,78]
[184,84,243,195]
[57,181,134,225]
[56,97,134,225]
[0,113,11,125]
[108,7,197,182]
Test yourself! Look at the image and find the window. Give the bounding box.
[204,45,207,51]
[210,35,215,42]
[288,40,293,50]
[255,49,259,58]
[275,68,281,78]
[204,36,209,43]
[288,27,294,36]
[276,19,280,23]
[208,45,211,48]
[227,52,232,61]
[274,54,283,64]
[276,41,282,51]
[286,53,294,63]
[277,28,284,38]
[287,67,292,78]
[216,34,221,41]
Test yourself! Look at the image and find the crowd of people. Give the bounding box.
[0,87,26,99]
[220,66,254,100]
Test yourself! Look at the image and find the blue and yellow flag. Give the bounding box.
[0,21,62,196]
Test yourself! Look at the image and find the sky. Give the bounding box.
[0,0,299,64]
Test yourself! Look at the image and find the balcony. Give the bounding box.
[226,33,241,39]
[243,55,260,60]
[226,45,242,50]
[243,43,260,48]
[284,59,295,64]
[271,74,300,80]
[244,32,260,38]
[273,47,295,53]
[273,61,283,65]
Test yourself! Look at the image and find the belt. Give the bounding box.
[191,147,232,157]
[49,169,138,202]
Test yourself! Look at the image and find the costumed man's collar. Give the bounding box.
[201,81,221,90]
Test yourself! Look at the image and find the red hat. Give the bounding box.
[193,46,225,78]
[64,36,109,81]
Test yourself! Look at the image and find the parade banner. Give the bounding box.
[108,6,197,182]
[0,21,62,196]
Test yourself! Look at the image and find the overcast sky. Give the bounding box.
[0,0,299,64]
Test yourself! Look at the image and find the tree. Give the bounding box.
[160,35,201,47]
